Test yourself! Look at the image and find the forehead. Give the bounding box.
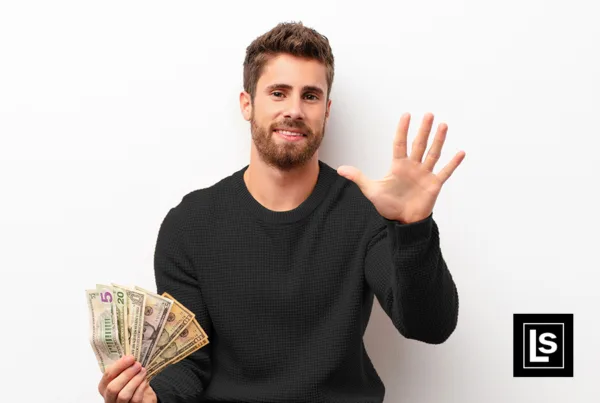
[257,53,327,92]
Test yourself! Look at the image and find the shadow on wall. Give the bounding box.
[364,299,429,402]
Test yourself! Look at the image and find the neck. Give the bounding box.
[243,148,320,212]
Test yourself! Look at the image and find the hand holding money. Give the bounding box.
[98,355,157,403]
[86,283,209,383]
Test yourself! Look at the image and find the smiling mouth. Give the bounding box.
[273,129,307,138]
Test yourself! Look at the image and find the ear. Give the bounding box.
[240,91,252,121]
[325,98,332,119]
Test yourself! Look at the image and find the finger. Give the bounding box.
[105,362,142,403]
[131,380,149,403]
[410,112,435,163]
[393,113,410,159]
[116,367,146,403]
[437,151,466,184]
[423,123,448,172]
[337,165,372,194]
[99,355,136,395]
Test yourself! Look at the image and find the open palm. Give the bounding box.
[337,112,465,224]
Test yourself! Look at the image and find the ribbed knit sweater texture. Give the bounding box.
[149,160,458,403]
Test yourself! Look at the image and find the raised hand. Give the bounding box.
[337,112,465,224]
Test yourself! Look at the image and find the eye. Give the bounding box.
[305,94,318,100]
[271,91,284,98]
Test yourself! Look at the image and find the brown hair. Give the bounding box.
[243,21,335,103]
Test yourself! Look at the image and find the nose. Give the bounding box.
[283,96,304,120]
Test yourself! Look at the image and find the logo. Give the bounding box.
[513,313,573,377]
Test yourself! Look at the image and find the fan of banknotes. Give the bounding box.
[85,284,209,380]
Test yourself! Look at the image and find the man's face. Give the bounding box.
[244,53,331,171]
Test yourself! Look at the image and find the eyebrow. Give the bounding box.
[265,83,325,97]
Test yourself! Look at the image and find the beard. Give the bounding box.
[250,110,326,172]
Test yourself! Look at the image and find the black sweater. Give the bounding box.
[149,160,458,403]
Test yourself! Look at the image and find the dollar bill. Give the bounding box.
[96,285,120,343]
[112,283,146,362]
[146,318,209,380]
[86,289,124,372]
[134,286,173,367]
[147,292,195,366]
[109,284,129,355]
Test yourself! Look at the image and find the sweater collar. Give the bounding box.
[232,160,338,224]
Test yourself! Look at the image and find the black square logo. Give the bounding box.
[513,314,573,377]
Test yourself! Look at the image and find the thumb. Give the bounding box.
[337,165,371,191]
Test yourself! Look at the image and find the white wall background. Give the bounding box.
[1,0,598,402]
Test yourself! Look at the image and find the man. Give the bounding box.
[97,21,465,403]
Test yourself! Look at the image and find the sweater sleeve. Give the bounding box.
[364,212,458,344]
[149,207,213,402]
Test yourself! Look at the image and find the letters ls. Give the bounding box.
[529,329,558,362]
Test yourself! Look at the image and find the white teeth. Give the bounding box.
[277,130,303,136]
